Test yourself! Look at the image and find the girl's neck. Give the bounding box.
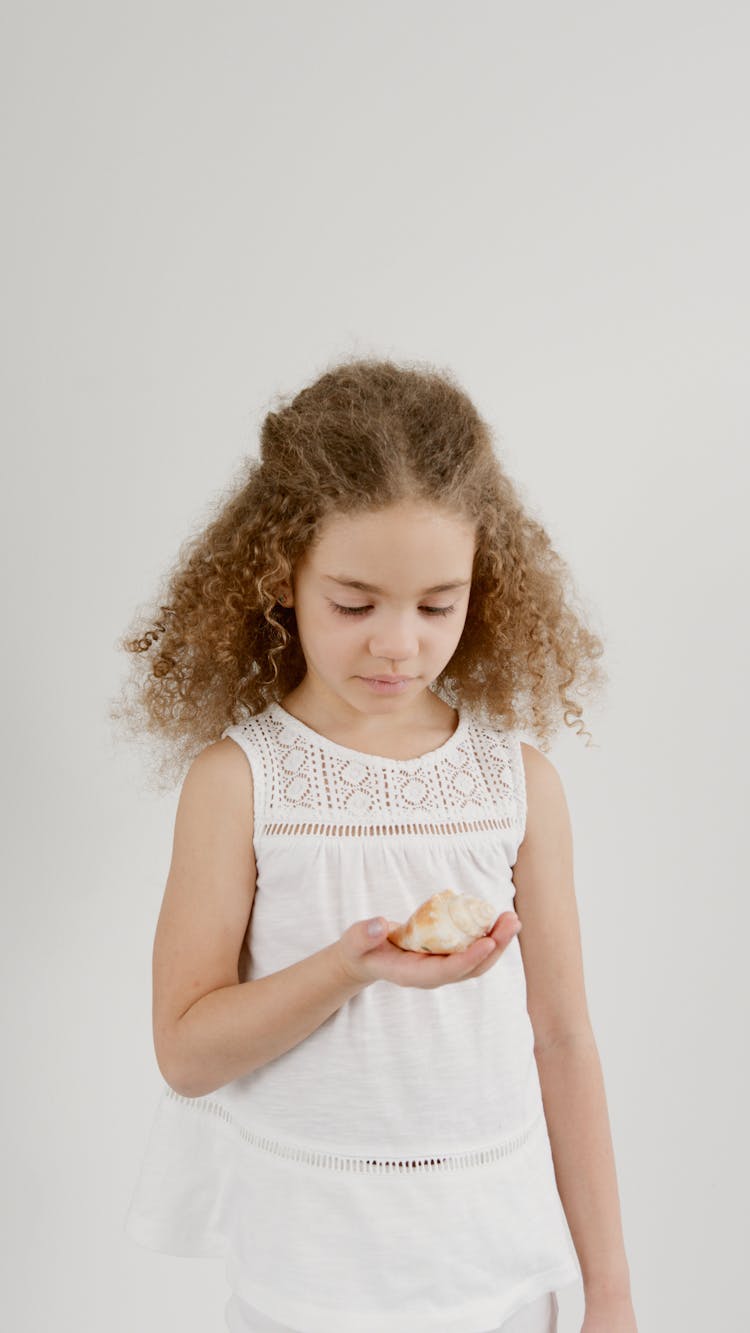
[277,687,459,761]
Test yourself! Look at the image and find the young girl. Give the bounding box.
[117,358,637,1333]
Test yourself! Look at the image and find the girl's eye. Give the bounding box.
[331,603,455,618]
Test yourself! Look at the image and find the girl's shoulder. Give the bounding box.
[517,739,563,796]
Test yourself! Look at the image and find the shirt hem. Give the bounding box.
[123,1211,224,1259]
[226,1255,582,1333]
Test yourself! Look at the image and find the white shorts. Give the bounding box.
[224,1289,559,1332]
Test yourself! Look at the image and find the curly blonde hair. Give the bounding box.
[110,355,608,790]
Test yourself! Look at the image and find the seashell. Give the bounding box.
[386,889,498,954]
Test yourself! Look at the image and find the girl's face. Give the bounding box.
[285,502,476,722]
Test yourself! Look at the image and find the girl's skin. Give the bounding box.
[272,498,637,1332]
[276,500,476,755]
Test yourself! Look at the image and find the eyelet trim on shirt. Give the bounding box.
[264,816,518,837]
[224,706,526,832]
[164,1086,542,1174]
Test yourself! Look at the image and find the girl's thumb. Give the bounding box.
[364,917,386,948]
[339,918,390,973]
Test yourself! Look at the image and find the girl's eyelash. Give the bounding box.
[331,603,455,618]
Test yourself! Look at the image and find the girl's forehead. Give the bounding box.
[315,503,476,547]
[302,508,476,590]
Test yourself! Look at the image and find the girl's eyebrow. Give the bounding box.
[324,575,470,595]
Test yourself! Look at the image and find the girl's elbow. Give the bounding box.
[154,1034,198,1098]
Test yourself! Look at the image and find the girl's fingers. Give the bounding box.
[460,922,519,978]
[383,916,519,986]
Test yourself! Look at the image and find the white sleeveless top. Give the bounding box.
[124,700,581,1333]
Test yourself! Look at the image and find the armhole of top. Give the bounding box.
[220,724,266,854]
[509,735,528,865]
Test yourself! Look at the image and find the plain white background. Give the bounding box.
[3,2,748,1330]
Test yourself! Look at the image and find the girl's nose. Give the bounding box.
[368,616,420,663]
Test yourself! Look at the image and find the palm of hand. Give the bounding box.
[367,912,520,989]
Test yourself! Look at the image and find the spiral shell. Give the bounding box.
[386,889,498,954]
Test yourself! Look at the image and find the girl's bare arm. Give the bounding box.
[513,743,634,1309]
[168,942,366,1098]
[152,739,367,1099]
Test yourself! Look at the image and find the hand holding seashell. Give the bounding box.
[334,889,522,991]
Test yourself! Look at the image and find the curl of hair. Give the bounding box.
[109,355,608,791]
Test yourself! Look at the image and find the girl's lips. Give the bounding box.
[362,676,413,683]
[358,676,413,693]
